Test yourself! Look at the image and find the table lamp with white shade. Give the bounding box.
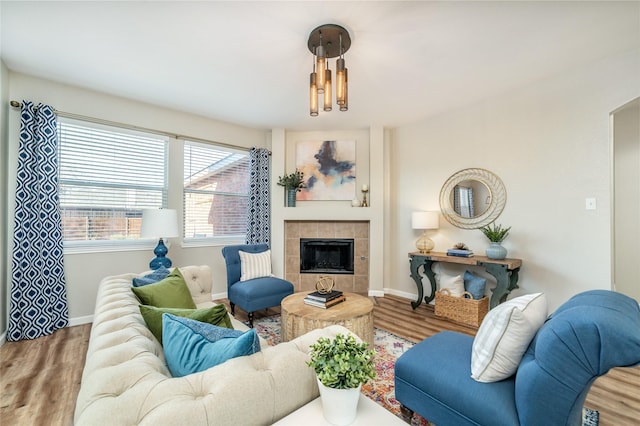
[141,208,179,270]
[411,211,439,253]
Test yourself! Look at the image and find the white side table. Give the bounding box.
[273,395,407,425]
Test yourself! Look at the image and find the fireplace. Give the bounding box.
[300,238,354,274]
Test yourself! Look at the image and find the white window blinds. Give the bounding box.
[183,141,249,240]
[57,119,168,242]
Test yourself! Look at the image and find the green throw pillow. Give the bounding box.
[139,304,233,344]
[131,268,196,309]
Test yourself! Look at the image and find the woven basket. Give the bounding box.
[434,289,489,327]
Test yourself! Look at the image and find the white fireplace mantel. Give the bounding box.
[270,126,387,297]
[280,205,374,222]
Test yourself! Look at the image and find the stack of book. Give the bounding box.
[304,290,346,309]
[446,248,474,258]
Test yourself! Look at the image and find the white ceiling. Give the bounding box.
[2,1,639,131]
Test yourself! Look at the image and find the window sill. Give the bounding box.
[64,239,159,255]
[181,237,245,248]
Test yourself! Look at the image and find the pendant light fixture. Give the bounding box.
[308,24,351,116]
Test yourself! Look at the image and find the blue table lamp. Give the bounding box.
[141,209,179,270]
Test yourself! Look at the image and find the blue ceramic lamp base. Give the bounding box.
[149,238,172,270]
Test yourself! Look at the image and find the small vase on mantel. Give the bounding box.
[486,242,507,260]
[287,189,297,207]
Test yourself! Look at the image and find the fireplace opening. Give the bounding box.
[300,238,354,274]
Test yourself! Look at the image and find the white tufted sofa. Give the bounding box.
[74,265,350,425]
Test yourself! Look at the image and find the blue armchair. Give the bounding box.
[221,244,294,328]
[395,290,640,426]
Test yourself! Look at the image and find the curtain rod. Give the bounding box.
[9,100,271,155]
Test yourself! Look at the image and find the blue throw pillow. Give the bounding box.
[132,266,171,287]
[162,313,261,377]
[464,270,487,300]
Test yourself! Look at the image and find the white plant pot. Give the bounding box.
[316,378,362,425]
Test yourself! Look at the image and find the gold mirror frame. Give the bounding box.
[439,168,507,229]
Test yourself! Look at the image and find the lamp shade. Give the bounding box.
[411,211,439,230]
[141,209,179,238]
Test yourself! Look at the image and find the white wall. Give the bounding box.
[389,48,640,312]
[4,73,269,325]
[613,98,640,300]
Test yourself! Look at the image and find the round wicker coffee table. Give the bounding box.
[280,292,374,346]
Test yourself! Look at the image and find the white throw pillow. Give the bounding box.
[438,271,465,297]
[239,250,273,281]
[471,293,548,383]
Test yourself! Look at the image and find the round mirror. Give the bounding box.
[439,168,506,229]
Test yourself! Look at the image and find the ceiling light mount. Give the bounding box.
[308,24,351,116]
[307,24,351,58]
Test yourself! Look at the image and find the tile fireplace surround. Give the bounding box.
[284,221,370,295]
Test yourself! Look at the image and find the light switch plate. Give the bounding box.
[585,198,597,210]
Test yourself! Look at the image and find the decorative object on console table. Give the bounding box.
[479,222,511,260]
[447,248,474,258]
[447,242,473,257]
[411,211,439,253]
[277,169,306,207]
[307,333,376,425]
[141,209,179,270]
[361,184,369,207]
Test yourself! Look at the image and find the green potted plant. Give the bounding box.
[479,223,511,260]
[277,169,306,207]
[307,333,376,425]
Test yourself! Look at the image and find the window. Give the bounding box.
[57,118,168,245]
[183,141,249,241]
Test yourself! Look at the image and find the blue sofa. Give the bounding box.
[394,290,640,426]
[221,243,294,327]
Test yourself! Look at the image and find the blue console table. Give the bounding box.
[408,252,522,310]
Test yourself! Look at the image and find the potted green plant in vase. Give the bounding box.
[307,333,376,425]
[277,169,306,207]
[480,223,511,260]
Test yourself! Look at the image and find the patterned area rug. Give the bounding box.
[249,315,598,425]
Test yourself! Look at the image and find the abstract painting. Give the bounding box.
[296,140,356,201]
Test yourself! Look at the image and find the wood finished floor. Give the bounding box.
[0,293,638,425]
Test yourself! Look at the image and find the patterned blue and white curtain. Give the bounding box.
[245,147,271,245]
[8,101,68,341]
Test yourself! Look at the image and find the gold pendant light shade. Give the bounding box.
[316,45,326,94]
[307,24,351,116]
[310,72,318,117]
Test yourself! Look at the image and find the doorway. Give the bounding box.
[612,97,639,301]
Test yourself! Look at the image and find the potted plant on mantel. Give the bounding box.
[307,333,376,425]
[479,222,511,260]
[277,169,306,207]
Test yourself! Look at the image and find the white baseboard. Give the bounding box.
[382,288,426,302]
[372,288,434,306]
[211,291,228,301]
[69,315,93,327]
